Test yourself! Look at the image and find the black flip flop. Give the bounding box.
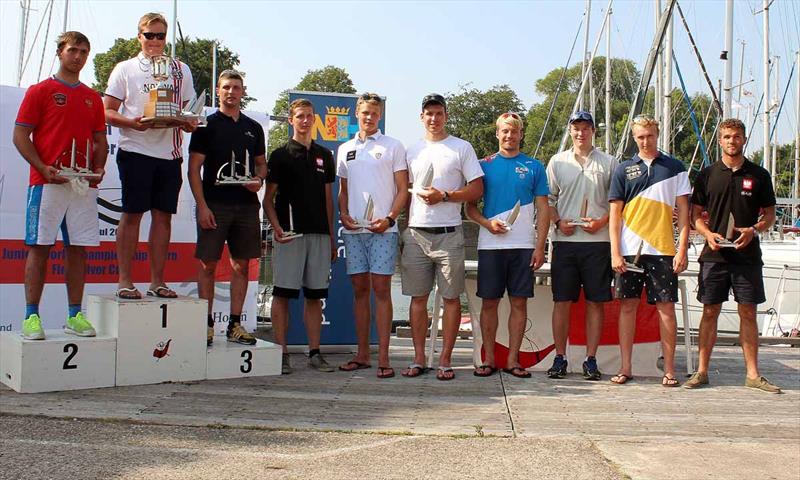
[473,365,498,377]
[377,367,395,379]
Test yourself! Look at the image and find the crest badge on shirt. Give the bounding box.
[375,152,382,159]
[625,164,643,180]
[316,157,325,173]
[52,93,67,106]
[346,150,356,161]
[84,98,93,108]
[742,178,753,190]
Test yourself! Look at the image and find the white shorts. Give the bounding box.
[25,184,99,246]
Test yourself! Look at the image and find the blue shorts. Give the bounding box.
[343,232,399,275]
[476,249,535,299]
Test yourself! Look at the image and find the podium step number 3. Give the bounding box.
[206,339,282,379]
[0,330,116,393]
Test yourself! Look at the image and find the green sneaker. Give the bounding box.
[745,376,782,394]
[65,312,96,337]
[22,314,45,340]
[683,371,709,389]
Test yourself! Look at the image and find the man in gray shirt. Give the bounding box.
[545,111,616,380]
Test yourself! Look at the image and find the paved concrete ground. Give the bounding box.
[1,341,798,479]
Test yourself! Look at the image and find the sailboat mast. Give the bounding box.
[605,6,612,153]
[170,0,177,57]
[737,40,746,108]
[762,0,771,185]
[580,0,591,111]
[795,51,799,207]
[211,41,218,108]
[723,0,733,118]
[772,55,779,186]
[654,0,663,140]
[662,9,673,153]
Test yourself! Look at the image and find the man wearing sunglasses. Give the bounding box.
[465,112,549,379]
[104,12,196,300]
[545,111,616,381]
[336,93,408,379]
[401,94,484,381]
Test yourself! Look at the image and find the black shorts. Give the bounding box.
[476,249,534,299]
[116,149,182,214]
[551,242,612,303]
[697,262,766,305]
[614,255,678,304]
[195,201,261,261]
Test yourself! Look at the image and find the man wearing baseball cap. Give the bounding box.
[401,93,484,381]
[545,111,616,380]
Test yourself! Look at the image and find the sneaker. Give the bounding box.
[22,314,45,340]
[582,356,601,380]
[282,353,293,375]
[546,355,568,379]
[227,323,256,345]
[683,371,709,389]
[745,376,782,394]
[64,312,96,337]
[207,326,214,346]
[309,353,335,372]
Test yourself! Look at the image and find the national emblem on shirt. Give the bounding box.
[52,93,67,106]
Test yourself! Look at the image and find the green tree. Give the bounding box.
[751,142,797,198]
[267,65,356,154]
[92,37,253,107]
[444,84,524,158]
[524,57,641,162]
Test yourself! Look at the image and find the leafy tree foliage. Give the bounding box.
[444,84,524,158]
[750,142,798,199]
[92,37,253,107]
[267,65,357,154]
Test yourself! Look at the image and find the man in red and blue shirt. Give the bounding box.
[13,31,108,340]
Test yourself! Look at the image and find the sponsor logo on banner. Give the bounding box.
[311,106,354,142]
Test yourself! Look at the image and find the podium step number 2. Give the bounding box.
[0,330,116,393]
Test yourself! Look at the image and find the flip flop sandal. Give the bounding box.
[401,363,428,378]
[377,367,395,379]
[502,367,531,378]
[147,285,178,298]
[436,366,455,381]
[339,360,372,371]
[610,373,634,385]
[116,286,142,299]
[473,365,498,377]
[662,375,680,387]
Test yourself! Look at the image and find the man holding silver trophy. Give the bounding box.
[336,93,408,379]
[103,12,197,300]
[188,70,265,347]
[13,31,108,340]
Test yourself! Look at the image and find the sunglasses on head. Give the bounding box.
[632,114,656,123]
[501,112,520,120]
[141,32,167,40]
[360,93,381,101]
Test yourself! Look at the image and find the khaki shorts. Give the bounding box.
[400,226,465,300]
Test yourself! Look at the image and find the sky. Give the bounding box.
[2,0,799,153]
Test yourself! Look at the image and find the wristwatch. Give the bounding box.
[554,219,561,229]
[385,216,396,227]
[442,191,450,202]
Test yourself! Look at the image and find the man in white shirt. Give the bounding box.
[401,94,484,381]
[337,93,408,379]
[103,12,196,300]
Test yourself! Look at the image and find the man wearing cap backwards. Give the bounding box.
[686,118,780,394]
[545,111,616,381]
[336,93,408,379]
[401,93,484,381]
[465,112,549,378]
[608,115,690,387]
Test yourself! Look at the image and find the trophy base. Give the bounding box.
[352,223,372,229]
[408,187,432,195]
[278,232,303,241]
[717,241,737,248]
[215,177,261,186]
[498,222,512,232]
[140,115,196,129]
[624,264,645,274]
[567,221,591,227]
[58,169,101,178]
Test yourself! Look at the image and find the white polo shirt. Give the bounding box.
[336,130,407,234]
[407,135,483,227]
[105,52,195,160]
[546,147,617,242]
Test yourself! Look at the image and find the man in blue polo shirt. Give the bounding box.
[465,112,549,378]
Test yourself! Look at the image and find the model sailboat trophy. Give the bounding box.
[57,139,100,179]
[279,203,302,241]
[624,241,645,274]
[141,54,206,128]
[716,212,737,248]
[215,150,260,186]
[352,194,375,229]
[408,164,434,195]
[498,200,521,232]
[568,196,591,227]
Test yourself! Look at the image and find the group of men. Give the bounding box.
[14,13,781,393]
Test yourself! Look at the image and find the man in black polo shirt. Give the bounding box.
[688,118,779,393]
[188,70,265,346]
[263,98,336,374]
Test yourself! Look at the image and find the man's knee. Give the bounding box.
[509,297,527,310]
[199,260,218,275]
[351,274,371,298]
[371,276,392,299]
[230,259,249,277]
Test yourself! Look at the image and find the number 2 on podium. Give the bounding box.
[160,304,167,328]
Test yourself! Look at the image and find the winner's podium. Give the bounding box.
[89,294,207,386]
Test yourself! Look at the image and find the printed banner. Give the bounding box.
[0,85,261,335]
